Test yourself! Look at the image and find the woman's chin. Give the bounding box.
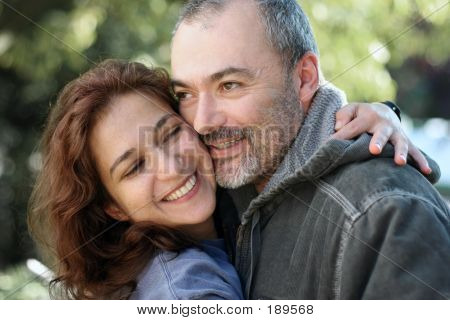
[161,173,216,225]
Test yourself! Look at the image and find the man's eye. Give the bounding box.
[125,159,145,177]
[162,126,182,144]
[175,91,191,101]
[222,82,240,91]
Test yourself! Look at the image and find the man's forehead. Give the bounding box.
[172,16,267,66]
[169,0,281,87]
[198,20,214,30]
[176,0,257,28]
[172,0,263,46]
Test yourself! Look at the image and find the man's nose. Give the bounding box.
[193,93,226,135]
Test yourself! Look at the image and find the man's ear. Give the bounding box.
[294,52,320,112]
[104,202,129,222]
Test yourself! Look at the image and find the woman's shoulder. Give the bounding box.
[129,241,243,300]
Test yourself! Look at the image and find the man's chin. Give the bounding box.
[213,159,259,189]
[214,163,240,188]
[215,175,245,189]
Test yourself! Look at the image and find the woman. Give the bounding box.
[28,59,416,299]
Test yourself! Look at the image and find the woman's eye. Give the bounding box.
[222,82,240,91]
[125,159,145,177]
[162,126,182,144]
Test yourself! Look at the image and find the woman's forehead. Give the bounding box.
[110,92,173,122]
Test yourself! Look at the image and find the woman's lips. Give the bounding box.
[162,172,201,204]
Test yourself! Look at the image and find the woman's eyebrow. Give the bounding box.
[110,148,136,177]
[153,113,180,146]
[155,113,176,132]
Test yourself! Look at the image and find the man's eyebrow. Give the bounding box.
[171,79,189,89]
[171,67,255,89]
[210,67,255,82]
[110,148,136,177]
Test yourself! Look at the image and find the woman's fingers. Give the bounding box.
[335,103,358,131]
[333,102,432,175]
[407,142,432,174]
[369,125,393,155]
[388,131,408,165]
[331,118,366,140]
[384,130,431,174]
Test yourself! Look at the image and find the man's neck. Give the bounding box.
[254,177,270,193]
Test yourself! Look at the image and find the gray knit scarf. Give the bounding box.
[228,84,347,222]
[263,83,347,192]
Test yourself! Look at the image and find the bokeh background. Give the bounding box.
[0,0,449,299]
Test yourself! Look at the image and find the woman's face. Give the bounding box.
[89,92,217,237]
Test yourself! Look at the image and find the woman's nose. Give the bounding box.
[154,149,194,181]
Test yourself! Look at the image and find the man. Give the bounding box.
[170,0,450,299]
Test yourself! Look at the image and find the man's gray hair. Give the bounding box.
[173,0,319,71]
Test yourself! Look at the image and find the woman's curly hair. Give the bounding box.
[28,59,195,299]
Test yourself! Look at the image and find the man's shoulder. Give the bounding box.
[322,156,449,221]
[322,159,450,299]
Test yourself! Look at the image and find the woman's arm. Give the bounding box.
[332,102,431,175]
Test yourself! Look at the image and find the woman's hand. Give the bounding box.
[331,102,431,175]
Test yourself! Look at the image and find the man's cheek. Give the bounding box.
[179,108,195,127]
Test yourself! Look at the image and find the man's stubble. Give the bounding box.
[212,80,304,189]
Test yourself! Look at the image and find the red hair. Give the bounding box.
[28,59,195,299]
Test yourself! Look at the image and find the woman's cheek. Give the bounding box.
[124,175,154,210]
[182,126,199,144]
[175,128,198,155]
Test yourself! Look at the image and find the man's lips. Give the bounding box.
[206,136,247,159]
[206,136,245,150]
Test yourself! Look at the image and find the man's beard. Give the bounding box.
[201,82,304,189]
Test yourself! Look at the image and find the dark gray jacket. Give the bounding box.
[227,85,450,299]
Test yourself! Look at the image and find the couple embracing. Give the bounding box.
[29,0,450,300]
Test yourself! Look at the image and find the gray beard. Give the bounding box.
[214,84,303,189]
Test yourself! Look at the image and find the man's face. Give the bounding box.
[171,1,303,189]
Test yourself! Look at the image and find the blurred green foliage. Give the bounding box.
[0,264,49,299]
[306,0,449,103]
[0,0,448,288]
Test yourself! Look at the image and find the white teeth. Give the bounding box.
[163,175,197,201]
[215,138,243,150]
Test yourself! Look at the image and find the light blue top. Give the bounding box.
[129,239,243,300]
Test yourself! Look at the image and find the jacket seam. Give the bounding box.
[159,253,179,299]
[333,219,352,299]
[312,179,363,299]
[359,190,450,224]
[313,180,361,220]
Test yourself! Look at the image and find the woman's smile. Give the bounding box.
[162,172,200,202]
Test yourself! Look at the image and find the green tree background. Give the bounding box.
[0,0,448,298]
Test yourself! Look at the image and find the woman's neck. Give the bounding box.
[181,216,217,241]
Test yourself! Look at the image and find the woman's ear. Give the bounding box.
[104,202,129,222]
[294,51,320,112]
